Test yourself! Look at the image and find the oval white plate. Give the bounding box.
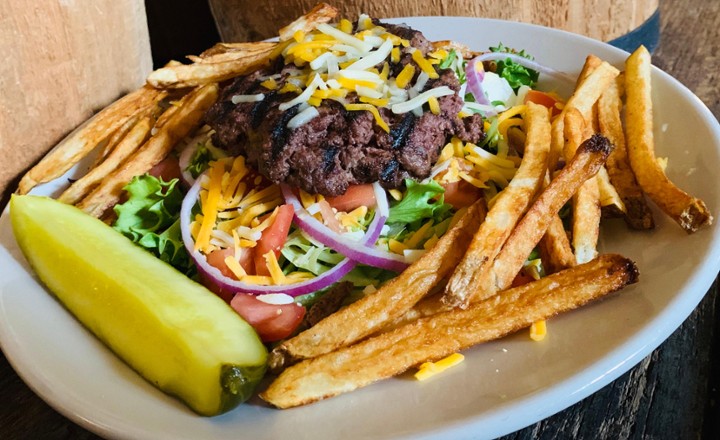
[1,17,719,440]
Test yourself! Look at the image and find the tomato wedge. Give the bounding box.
[254,204,294,276]
[326,184,376,212]
[206,247,255,279]
[524,90,562,116]
[441,180,481,209]
[230,294,306,342]
[149,156,182,182]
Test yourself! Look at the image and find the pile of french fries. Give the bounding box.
[15,3,712,409]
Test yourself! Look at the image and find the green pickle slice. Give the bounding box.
[10,195,267,416]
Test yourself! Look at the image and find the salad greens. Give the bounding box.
[113,174,194,276]
[489,43,539,90]
[387,179,452,224]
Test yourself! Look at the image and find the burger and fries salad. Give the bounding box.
[11,3,713,412]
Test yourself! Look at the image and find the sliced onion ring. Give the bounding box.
[281,183,409,273]
[465,59,491,107]
[180,176,386,297]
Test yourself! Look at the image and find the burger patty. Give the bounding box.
[205,23,485,196]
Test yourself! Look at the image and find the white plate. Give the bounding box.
[1,17,719,440]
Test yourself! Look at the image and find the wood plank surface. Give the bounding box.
[208,0,658,43]
[1,0,719,438]
[0,0,152,206]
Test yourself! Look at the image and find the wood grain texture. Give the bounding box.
[208,0,658,42]
[1,0,719,438]
[0,0,152,205]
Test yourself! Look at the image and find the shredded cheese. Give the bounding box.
[530,320,547,341]
[415,353,465,381]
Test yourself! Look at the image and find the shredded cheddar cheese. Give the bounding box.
[530,320,547,341]
[414,353,465,381]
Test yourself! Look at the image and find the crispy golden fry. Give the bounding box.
[268,201,487,372]
[90,114,142,169]
[625,46,712,233]
[77,84,219,217]
[539,212,576,274]
[575,55,626,217]
[17,86,166,195]
[598,74,654,229]
[564,109,601,264]
[486,134,612,295]
[443,102,550,308]
[189,41,278,63]
[59,117,153,205]
[548,60,619,171]
[261,254,639,408]
[278,2,339,41]
[146,46,274,89]
[597,166,626,216]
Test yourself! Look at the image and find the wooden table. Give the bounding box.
[1,0,718,438]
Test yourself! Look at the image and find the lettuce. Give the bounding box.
[280,231,343,275]
[387,179,452,224]
[489,43,539,90]
[113,174,193,275]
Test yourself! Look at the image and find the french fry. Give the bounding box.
[624,47,711,232]
[539,213,576,274]
[17,86,167,194]
[268,200,487,372]
[90,114,142,169]
[443,102,550,308]
[548,60,619,171]
[598,74,654,229]
[564,109,601,264]
[76,84,219,217]
[278,2,339,41]
[146,47,275,89]
[261,254,639,408]
[58,117,153,205]
[486,134,613,296]
[188,42,278,64]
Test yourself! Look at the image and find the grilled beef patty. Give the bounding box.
[205,22,484,196]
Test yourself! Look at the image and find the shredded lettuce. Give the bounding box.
[280,231,343,275]
[489,43,539,90]
[387,179,452,224]
[113,174,194,275]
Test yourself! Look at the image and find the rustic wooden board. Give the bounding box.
[208,0,658,43]
[0,0,152,205]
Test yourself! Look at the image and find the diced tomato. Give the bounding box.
[149,156,181,182]
[206,247,255,279]
[326,184,376,212]
[524,90,562,116]
[230,294,306,342]
[511,269,536,287]
[317,199,343,233]
[441,180,481,209]
[254,204,295,276]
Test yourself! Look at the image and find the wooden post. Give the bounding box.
[0,0,152,203]
[208,0,658,43]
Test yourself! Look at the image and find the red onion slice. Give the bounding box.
[281,183,409,272]
[179,176,385,297]
[465,59,491,106]
[178,142,198,188]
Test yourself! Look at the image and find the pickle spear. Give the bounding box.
[10,194,267,416]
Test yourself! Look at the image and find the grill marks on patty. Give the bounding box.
[205,23,485,196]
